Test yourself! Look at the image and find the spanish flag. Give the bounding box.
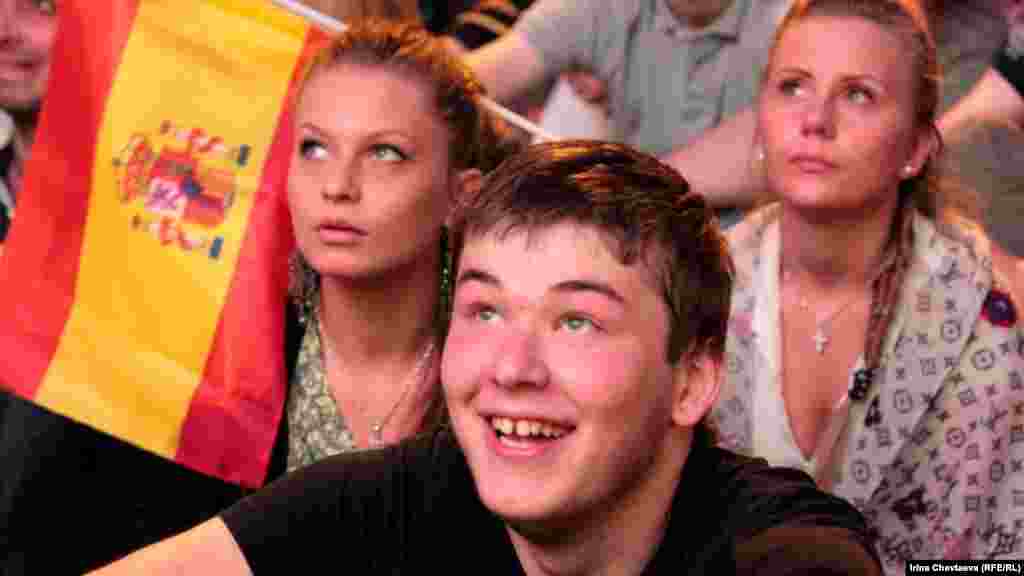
[0,0,324,487]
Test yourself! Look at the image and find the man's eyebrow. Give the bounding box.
[455,270,627,306]
[551,280,626,306]
[455,268,501,289]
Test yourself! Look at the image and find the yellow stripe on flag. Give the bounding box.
[37,0,308,459]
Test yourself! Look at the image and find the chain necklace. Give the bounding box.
[368,340,435,447]
[320,323,436,448]
[785,268,879,355]
[794,290,865,354]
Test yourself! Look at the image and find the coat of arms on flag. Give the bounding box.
[114,121,252,257]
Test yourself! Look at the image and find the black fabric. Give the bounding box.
[418,0,478,34]
[451,1,526,50]
[420,0,534,49]
[0,304,304,575]
[0,203,9,243]
[0,139,15,243]
[995,40,1024,99]
[223,429,881,575]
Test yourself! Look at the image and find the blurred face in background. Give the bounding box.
[0,0,56,111]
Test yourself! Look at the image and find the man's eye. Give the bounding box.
[370,144,407,163]
[559,315,597,333]
[478,307,500,322]
[464,303,499,323]
[299,138,328,161]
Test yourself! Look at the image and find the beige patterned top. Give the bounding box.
[285,298,357,473]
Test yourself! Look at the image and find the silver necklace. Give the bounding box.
[320,322,436,448]
[785,268,878,355]
[794,291,865,354]
[367,340,435,447]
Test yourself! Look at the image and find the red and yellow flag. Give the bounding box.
[0,0,325,487]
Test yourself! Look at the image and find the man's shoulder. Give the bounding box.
[683,446,881,575]
[695,446,871,537]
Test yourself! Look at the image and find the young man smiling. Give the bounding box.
[92,141,880,576]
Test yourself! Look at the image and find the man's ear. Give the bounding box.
[671,352,722,429]
[447,168,483,226]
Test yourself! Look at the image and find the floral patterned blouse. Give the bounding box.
[285,293,357,473]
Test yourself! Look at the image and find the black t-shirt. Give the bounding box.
[223,429,881,575]
[995,37,1024,99]
[0,395,250,574]
[0,305,304,575]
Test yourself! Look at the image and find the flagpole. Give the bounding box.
[268,0,558,141]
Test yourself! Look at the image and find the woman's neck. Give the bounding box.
[317,241,442,365]
[779,198,899,290]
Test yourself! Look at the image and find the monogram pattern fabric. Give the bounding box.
[713,206,1024,573]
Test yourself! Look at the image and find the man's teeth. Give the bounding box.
[491,417,569,439]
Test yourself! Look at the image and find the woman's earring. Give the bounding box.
[902,164,914,178]
[440,226,452,315]
[288,251,318,324]
[755,148,765,162]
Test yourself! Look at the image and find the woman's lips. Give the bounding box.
[317,222,367,244]
[790,154,837,174]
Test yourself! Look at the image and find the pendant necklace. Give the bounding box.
[321,323,435,448]
[795,292,865,354]
[787,267,879,354]
[367,340,435,447]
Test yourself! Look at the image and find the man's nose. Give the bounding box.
[492,326,549,391]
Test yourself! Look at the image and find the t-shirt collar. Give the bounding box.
[655,0,746,41]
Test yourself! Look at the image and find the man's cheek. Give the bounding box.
[442,328,484,388]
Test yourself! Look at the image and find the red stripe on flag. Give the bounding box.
[175,28,328,487]
[0,1,140,398]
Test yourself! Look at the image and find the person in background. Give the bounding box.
[665,0,1010,213]
[421,0,532,53]
[0,19,510,574]
[939,0,1024,132]
[0,0,55,245]
[711,0,1024,572]
[463,0,790,221]
[936,0,1024,269]
[422,0,553,137]
[90,139,882,576]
